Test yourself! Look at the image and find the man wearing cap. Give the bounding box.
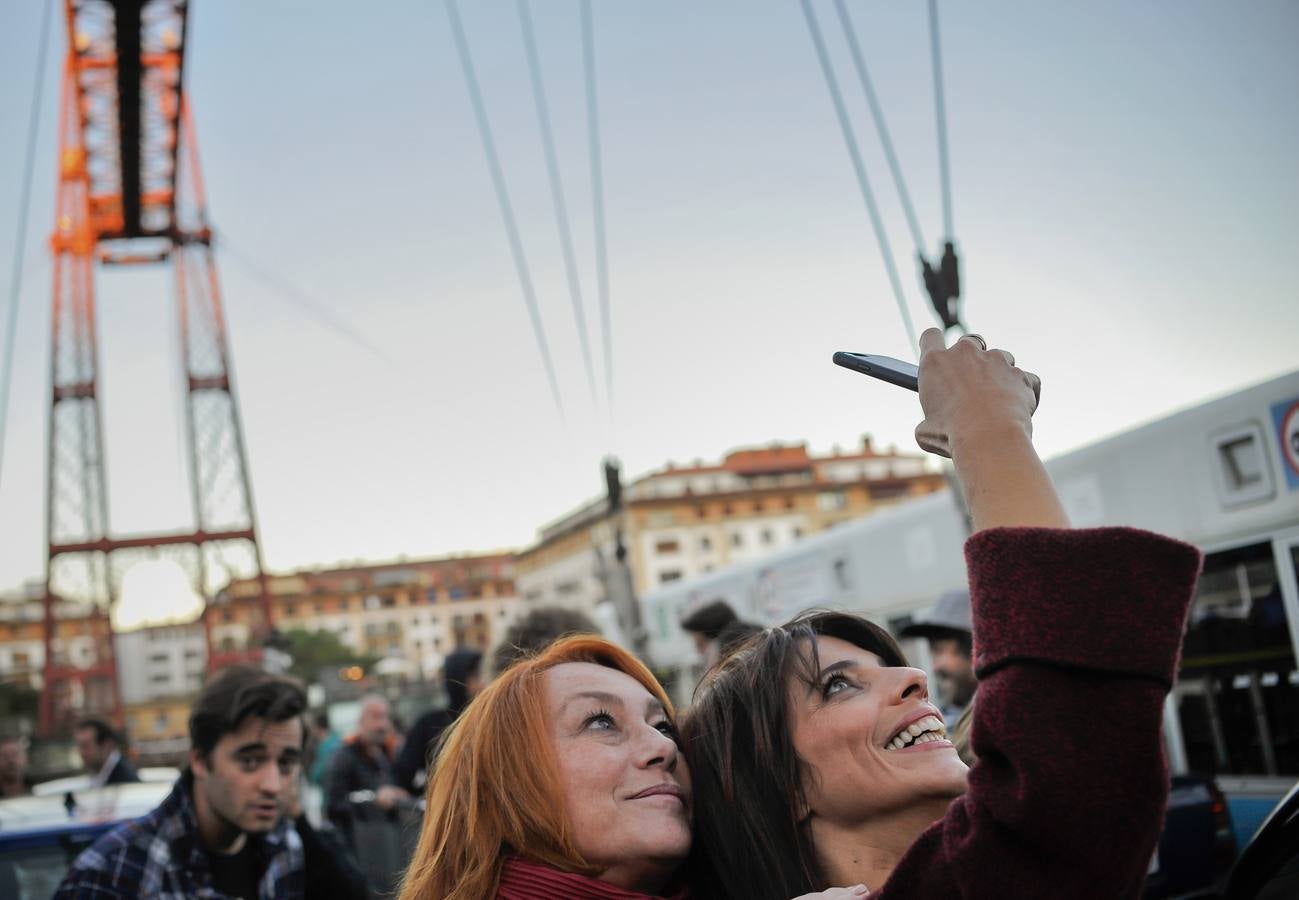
[899,588,977,727]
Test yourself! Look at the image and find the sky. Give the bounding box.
[1,0,1297,603]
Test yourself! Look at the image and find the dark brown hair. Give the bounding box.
[490,606,600,675]
[188,665,306,759]
[681,610,907,899]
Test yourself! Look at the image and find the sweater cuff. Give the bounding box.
[966,526,1202,688]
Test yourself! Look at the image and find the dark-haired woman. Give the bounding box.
[683,329,1201,899]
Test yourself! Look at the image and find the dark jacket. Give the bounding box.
[104,753,141,785]
[295,814,367,900]
[325,735,398,843]
[393,647,482,794]
[871,526,1202,899]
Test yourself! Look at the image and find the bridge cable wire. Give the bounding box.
[929,0,955,240]
[445,0,566,421]
[518,0,600,410]
[581,0,615,433]
[798,0,919,356]
[832,0,926,258]
[0,0,55,494]
[217,234,408,374]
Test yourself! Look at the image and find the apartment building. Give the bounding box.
[515,436,945,612]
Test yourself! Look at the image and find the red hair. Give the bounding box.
[398,635,674,900]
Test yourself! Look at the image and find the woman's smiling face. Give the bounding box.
[543,662,692,892]
[787,636,968,828]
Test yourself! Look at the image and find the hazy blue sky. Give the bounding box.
[1,1,1297,599]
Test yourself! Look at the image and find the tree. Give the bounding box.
[280,628,378,685]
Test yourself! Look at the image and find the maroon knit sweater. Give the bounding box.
[872,526,1202,899]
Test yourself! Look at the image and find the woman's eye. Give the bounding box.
[654,720,679,741]
[822,674,852,698]
[584,711,616,731]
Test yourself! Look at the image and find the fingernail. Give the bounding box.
[852,887,870,896]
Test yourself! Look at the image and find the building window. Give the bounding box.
[793,526,804,539]
[754,500,765,512]
[785,497,796,510]
[1175,541,1299,777]
[284,604,296,617]
[760,528,774,545]
[817,491,848,512]
[731,532,743,548]
[722,504,732,516]
[655,539,680,555]
[659,571,683,585]
[695,506,707,519]
[699,536,712,552]
[222,610,235,623]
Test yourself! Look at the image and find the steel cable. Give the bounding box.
[929,0,954,239]
[446,0,566,420]
[799,0,918,355]
[0,0,55,493]
[581,0,614,426]
[833,0,926,258]
[518,0,599,410]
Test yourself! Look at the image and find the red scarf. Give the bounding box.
[497,858,688,900]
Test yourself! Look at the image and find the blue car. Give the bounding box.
[0,781,172,899]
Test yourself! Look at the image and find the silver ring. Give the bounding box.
[963,333,988,351]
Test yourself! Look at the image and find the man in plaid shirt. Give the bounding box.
[55,666,308,899]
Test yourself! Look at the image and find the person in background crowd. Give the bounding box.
[74,717,141,787]
[55,665,308,899]
[898,588,977,727]
[393,649,485,795]
[715,619,763,661]
[283,758,368,900]
[327,694,409,847]
[490,605,601,676]
[307,709,341,788]
[0,735,30,798]
[680,600,738,670]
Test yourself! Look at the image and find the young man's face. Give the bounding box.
[191,715,303,837]
[75,727,111,772]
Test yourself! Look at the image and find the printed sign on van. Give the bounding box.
[1273,399,1299,490]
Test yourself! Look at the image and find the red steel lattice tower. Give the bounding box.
[40,0,272,735]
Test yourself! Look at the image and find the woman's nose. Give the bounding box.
[891,666,929,703]
[638,723,680,771]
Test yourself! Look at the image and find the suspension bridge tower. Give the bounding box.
[39,0,272,736]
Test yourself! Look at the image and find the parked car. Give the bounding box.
[1146,774,1238,898]
[0,780,172,900]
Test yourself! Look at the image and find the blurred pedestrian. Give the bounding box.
[307,709,341,788]
[327,695,409,844]
[74,716,140,786]
[55,665,308,898]
[715,619,763,661]
[0,735,30,798]
[681,600,738,670]
[898,588,977,727]
[393,649,484,795]
[490,605,601,676]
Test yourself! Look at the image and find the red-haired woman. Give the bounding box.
[398,636,693,900]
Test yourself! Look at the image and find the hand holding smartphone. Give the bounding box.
[832,352,918,391]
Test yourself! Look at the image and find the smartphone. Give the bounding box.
[832,351,919,391]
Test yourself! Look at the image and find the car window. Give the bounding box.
[0,841,89,900]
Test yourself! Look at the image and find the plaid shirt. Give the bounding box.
[54,772,304,899]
